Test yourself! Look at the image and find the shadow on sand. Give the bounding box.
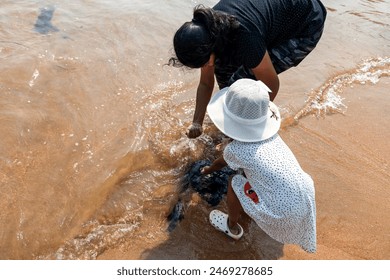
[140,200,285,260]
[140,160,285,260]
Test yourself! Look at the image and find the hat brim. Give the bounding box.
[207,87,281,142]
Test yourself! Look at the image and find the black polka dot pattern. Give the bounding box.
[224,134,316,253]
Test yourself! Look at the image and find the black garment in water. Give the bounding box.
[167,160,236,232]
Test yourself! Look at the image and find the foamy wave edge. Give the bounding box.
[294,56,390,120]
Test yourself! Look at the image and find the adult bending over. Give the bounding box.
[168,0,327,138]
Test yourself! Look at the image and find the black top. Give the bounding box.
[213,0,321,68]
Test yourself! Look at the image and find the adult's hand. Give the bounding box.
[187,63,214,139]
[186,123,203,138]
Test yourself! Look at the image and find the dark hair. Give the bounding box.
[168,5,239,68]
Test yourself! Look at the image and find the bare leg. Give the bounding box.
[227,177,244,234]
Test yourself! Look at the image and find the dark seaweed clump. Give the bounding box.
[167,160,236,232]
[181,159,236,206]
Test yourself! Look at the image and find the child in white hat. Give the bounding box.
[201,78,316,253]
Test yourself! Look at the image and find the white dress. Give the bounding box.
[224,134,316,252]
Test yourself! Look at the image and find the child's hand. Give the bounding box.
[201,166,212,175]
[216,137,232,152]
[201,157,227,175]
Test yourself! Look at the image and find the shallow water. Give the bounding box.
[0,0,389,259]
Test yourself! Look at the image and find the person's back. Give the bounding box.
[224,134,316,252]
[213,0,327,71]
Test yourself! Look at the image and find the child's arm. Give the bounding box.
[201,156,228,175]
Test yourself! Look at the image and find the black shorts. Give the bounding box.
[214,0,327,89]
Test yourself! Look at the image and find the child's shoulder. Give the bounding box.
[229,134,281,147]
[225,138,264,152]
[226,134,290,156]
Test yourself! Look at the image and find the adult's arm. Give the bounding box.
[251,50,279,101]
[186,63,215,138]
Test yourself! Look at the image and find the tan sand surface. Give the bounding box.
[280,77,390,260]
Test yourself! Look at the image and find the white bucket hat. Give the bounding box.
[207,78,281,142]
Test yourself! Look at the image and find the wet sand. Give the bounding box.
[280,77,390,260]
[98,78,390,260]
